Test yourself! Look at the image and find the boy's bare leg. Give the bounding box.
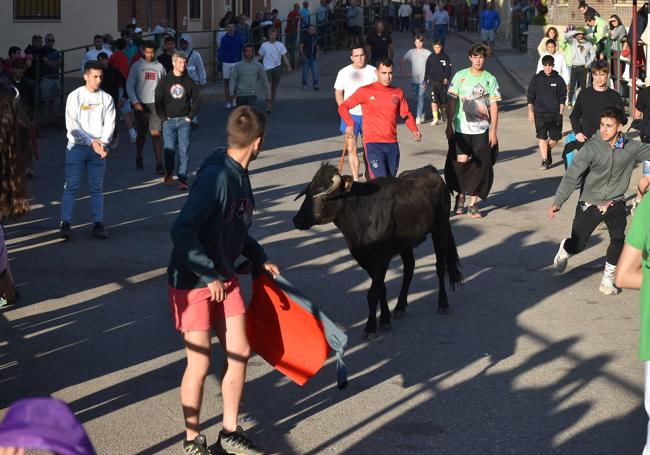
[215,314,250,433]
[181,330,212,441]
[346,135,360,181]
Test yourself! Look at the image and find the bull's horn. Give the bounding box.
[294,184,309,201]
[312,174,342,198]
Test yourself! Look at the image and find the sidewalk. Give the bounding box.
[454,31,534,93]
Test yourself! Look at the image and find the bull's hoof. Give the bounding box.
[393,309,406,319]
[362,331,377,340]
[438,307,450,315]
[379,322,392,331]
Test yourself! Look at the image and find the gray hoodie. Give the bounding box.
[553,132,650,207]
[180,34,207,85]
[126,58,166,105]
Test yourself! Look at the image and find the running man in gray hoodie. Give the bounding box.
[126,40,166,173]
[549,106,650,295]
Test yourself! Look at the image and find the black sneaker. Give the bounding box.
[216,426,264,455]
[135,158,144,170]
[92,222,108,239]
[183,434,212,455]
[540,159,550,170]
[60,221,71,240]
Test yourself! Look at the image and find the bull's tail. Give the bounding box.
[437,185,463,290]
[445,227,463,290]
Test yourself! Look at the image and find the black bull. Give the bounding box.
[293,163,463,338]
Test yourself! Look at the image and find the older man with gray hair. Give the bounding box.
[155,51,201,190]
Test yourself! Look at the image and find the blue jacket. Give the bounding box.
[480,9,500,31]
[218,34,244,64]
[168,150,268,289]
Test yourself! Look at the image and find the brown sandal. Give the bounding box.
[468,204,482,218]
[454,195,466,215]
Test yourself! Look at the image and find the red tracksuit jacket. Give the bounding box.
[338,81,418,143]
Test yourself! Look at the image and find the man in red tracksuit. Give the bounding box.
[338,57,421,179]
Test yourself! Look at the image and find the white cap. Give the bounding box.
[134,27,143,33]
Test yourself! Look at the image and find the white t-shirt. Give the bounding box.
[259,41,287,70]
[333,64,377,116]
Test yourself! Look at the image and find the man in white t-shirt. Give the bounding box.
[80,34,112,75]
[258,27,292,113]
[334,45,377,181]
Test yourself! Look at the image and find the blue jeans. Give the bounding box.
[302,57,319,87]
[425,20,434,41]
[411,82,426,120]
[163,117,192,183]
[60,142,106,223]
[435,24,447,45]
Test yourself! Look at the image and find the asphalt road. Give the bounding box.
[1,32,647,454]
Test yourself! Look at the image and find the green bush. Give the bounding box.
[531,15,548,26]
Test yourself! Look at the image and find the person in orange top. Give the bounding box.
[338,57,421,179]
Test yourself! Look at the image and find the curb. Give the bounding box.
[452,32,527,94]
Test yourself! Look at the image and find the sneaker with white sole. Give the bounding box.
[215,426,263,455]
[554,239,570,273]
[183,434,212,455]
[599,262,620,295]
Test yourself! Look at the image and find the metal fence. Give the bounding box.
[26,8,372,126]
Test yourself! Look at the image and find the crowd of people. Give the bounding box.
[3,2,650,454]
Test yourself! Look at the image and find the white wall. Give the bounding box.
[0,0,118,72]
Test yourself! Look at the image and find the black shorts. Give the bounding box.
[454,130,490,157]
[534,112,562,141]
[348,26,362,37]
[430,81,448,104]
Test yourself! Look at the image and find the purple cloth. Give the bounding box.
[0,398,96,455]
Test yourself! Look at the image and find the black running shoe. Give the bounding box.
[540,159,550,170]
[60,221,71,240]
[216,426,264,455]
[92,222,108,239]
[183,434,212,455]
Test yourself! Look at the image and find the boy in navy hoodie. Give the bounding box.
[424,40,452,125]
[168,106,279,455]
[527,54,567,169]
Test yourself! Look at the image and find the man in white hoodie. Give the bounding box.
[179,34,207,128]
[60,60,115,240]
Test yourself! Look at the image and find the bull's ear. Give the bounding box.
[342,176,354,193]
[293,184,309,201]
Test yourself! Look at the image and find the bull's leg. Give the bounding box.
[394,249,415,319]
[432,228,449,314]
[364,262,389,339]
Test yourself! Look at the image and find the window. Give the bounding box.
[14,0,61,20]
[190,0,201,19]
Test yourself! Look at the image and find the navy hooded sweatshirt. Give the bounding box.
[168,149,268,289]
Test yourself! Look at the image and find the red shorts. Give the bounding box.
[168,277,246,332]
